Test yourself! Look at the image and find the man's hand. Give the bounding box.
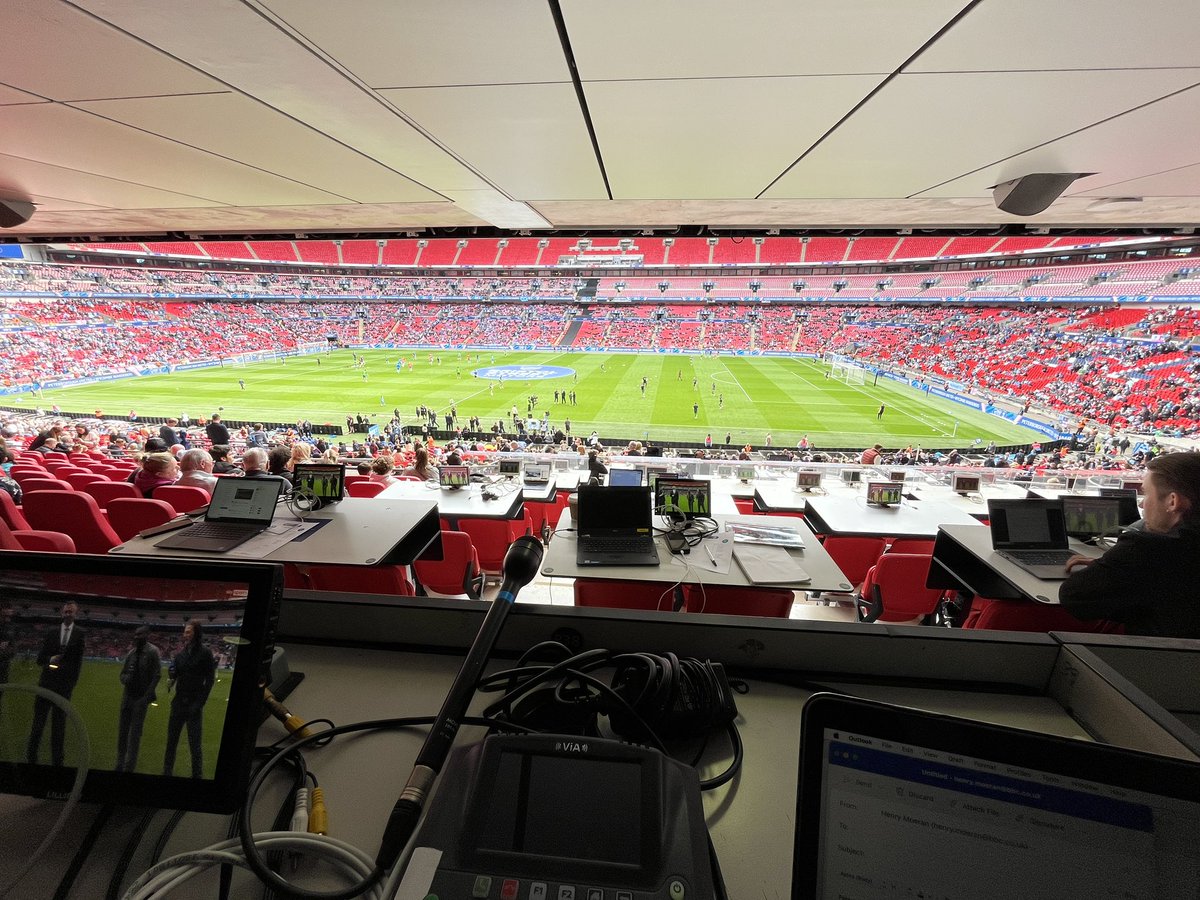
[1065,554,1096,572]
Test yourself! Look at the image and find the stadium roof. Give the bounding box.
[2,0,1200,239]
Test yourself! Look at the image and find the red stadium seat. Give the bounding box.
[413,530,485,599]
[0,519,76,553]
[458,517,527,574]
[962,598,1124,634]
[820,537,887,588]
[574,579,677,612]
[305,565,415,597]
[346,481,387,498]
[20,477,71,494]
[65,472,109,490]
[885,539,936,555]
[0,490,31,531]
[685,585,794,618]
[106,497,178,541]
[856,554,945,624]
[21,490,122,554]
[82,480,141,511]
[153,485,211,513]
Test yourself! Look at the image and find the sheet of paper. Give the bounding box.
[225,519,324,558]
[667,533,735,574]
[733,543,812,585]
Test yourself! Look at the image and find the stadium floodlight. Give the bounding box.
[538,238,549,248]
[417,239,428,248]
[456,239,468,248]
[663,238,675,247]
[792,280,806,292]
[618,238,633,251]
[497,239,509,248]
[706,237,719,247]
[752,237,765,246]
[921,277,940,290]
[578,238,591,251]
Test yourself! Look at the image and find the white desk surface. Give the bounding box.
[379,478,524,519]
[804,495,985,538]
[109,496,439,565]
[542,511,854,592]
[0,640,1095,899]
[935,523,1102,605]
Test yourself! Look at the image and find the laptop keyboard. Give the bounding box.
[185,522,257,540]
[1006,550,1075,566]
[585,537,652,553]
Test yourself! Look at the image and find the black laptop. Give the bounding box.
[157,477,284,552]
[987,498,1097,579]
[795,694,1200,900]
[575,485,660,567]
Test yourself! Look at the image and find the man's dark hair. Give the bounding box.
[1147,452,1200,523]
[185,621,203,643]
[211,444,231,461]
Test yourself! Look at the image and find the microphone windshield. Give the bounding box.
[501,535,544,588]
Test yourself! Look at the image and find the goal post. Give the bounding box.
[828,354,867,385]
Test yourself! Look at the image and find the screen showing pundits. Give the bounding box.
[816,729,1199,899]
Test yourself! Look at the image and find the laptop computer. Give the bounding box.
[292,462,345,504]
[1063,494,1139,540]
[523,464,549,485]
[794,694,1200,900]
[608,467,643,487]
[987,498,1094,579]
[157,477,284,552]
[575,485,660,567]
[653,477,711,521]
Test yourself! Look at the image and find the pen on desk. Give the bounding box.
[705,545,718,567]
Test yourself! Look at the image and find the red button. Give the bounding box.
[500,879,519,900]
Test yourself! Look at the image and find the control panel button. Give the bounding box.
[529,884,548,900]
[585,889,603,900]
[669,879,686,900]
[472,875,492,898]
[500,879,519,900]
[557,887,575,900]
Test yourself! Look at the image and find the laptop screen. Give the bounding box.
[653,478,711,519]
[206,478,283,524]
[1063,495,1139,538]
[795,695,1200,900]
[439,465,471,488]
[608,468,643,487]
[292,463,344,502]
[576,486,652,535]
[988,499,1068,550]
[498,459,521,477]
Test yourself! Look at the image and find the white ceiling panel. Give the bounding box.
[0,2,221,100]
[71,93,443,204]
[0,151,225,209]
[565,0,969,80]
[22,194,108,212]
[378,84,606,200]
[589,75,883,199]
[0,84,47,106]
[912,0,1200,72]
[919,83,1200,199]
[0,104,346,207]
[763,68,1200,199]
[266,0,571,88]
[1070,162,1200,199]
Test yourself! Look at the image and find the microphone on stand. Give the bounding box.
[376,534,544,869]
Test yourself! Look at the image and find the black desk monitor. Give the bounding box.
[497,459,521,478]
[439,465,471,489]
[736,466,756,483]
[796,694,1200,900]
[1063,494,1140,539]
[292,462,345,504]
[840,468,863,484]
[0,552,281,813]
[952,472,982,495]
[887,469,907,483]
[654,477,712,520]
[865,480,902,507]
[795,470,822,491]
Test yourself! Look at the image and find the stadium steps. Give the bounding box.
[557,317,587,347]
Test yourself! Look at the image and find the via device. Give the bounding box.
[401,734,715,900]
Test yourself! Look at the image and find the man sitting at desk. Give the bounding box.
[1060,453,1200,638]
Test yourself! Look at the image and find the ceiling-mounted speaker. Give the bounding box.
[991,173,1087,216]
[0,198,35,228]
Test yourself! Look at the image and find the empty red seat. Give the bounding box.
[346,481,387,498]
[413,530,485,599]
[685,585,795,618]
[21,490,122,554]
[82,480,141,511]
[106,497,178,541]
[153,484,211,513]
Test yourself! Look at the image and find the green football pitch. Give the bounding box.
[1,657,231,778]
[29,350,1040,448]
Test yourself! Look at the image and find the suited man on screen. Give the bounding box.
[26,602,86,767]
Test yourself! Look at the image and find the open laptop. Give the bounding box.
[987,498,1094,579]
[794,694,1200,900]
[608,467,643,487]
[157,477,284,552]
[654,477,711,521]
[575,485,660,567]
[292,462,345,504]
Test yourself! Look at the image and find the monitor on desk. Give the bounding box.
[865,480,902,507]
[887,469,907,483]
[840,468,862,485]
[0,552,281,813]
[1063,494,1140,539]
[292,462,345,504]
[736,466,756,483]
[795,694,1200,900]
[795,470,822,491]
[439,465,471,489]
[952,472,982,495]
[608,467,643,487]
[497,458,521,479]
[654,477,711,520]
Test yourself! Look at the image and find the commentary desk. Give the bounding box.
[378,478,525,523]
[542,511,854,593]
[929,523,1101,605]
[803,495,984,538]
[109,496,440,565]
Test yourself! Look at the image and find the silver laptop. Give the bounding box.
[987,498,1095,579]
[157,477,284,552]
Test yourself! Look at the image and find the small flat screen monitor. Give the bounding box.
[795,470,822,491]
[888,469,907,483]
[1063,495,1140,538]
[645,467,671,492]
[0,552,281,813]
[498,459,521,478]
[654,478,712,520]
[292,462,345,503]
[952,472,982,495]
[865,481,903,507]
[439,465,471,489]
[1121,479,1144,495]
[840,469,863,484]
[608,468,643,487]
[736,466,756,483]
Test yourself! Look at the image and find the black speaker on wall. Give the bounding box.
[991,173,1087,216]
[0,199,35,228]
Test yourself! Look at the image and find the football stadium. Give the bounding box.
[1,3,1199,898]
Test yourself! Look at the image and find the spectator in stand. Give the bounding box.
[205,414,230,447]
[1060,452,1200,638]
[247,423,269,448]
[73,423,98,451]
[131,452,179,498]
[288,442,313,472]
[176,449,217,495]
[587,448,608,480]
[369,456,398,486]
[267,446,294,484]
[159,418,188,450]
[401,445,438,482]
[860,443,884,465]
[320,447,341,464]
[240,448,289,485]
[210,445,240,474]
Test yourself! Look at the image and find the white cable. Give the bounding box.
[0,683,91,899]
[122,833,388,900]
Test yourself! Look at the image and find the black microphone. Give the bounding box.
[377,534,544,869]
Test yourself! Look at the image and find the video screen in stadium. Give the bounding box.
[439,465,471,488]
[292,462,344,503]
[866,481,903,507]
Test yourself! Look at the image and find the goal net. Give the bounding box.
[829,355,867,385]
